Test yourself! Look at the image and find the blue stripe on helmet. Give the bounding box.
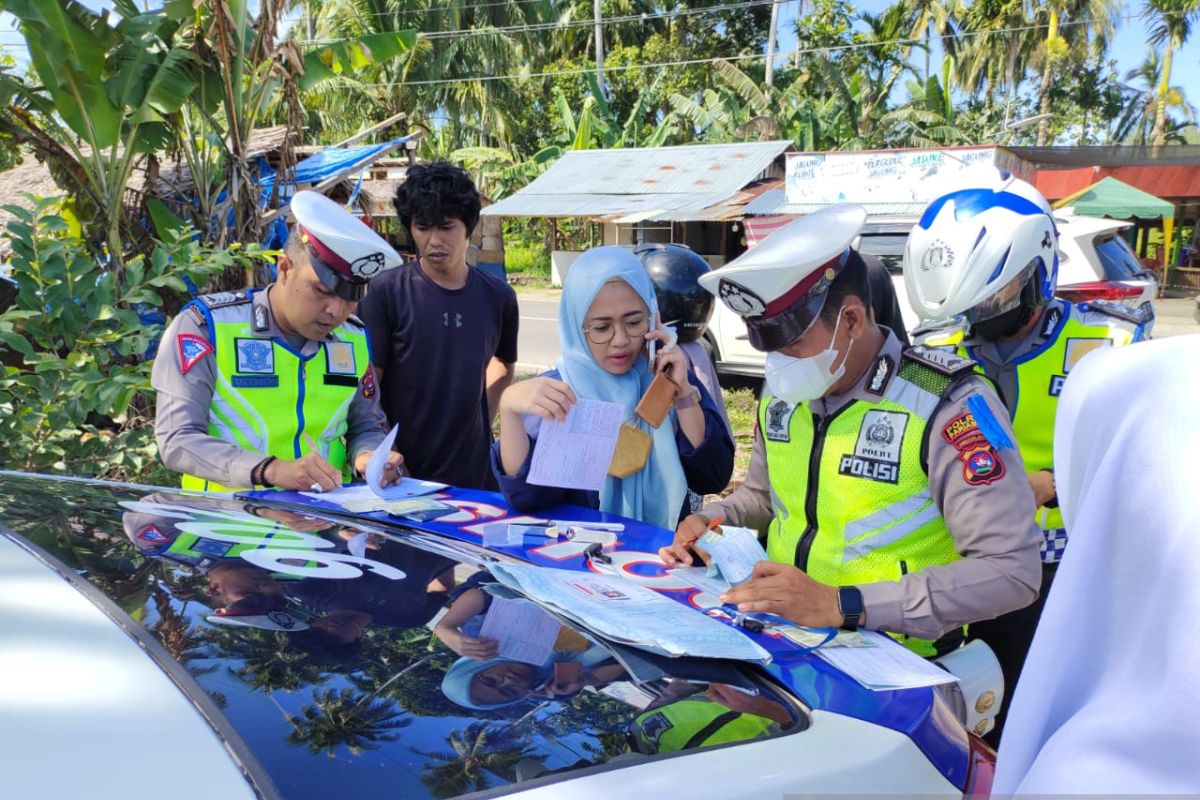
[987,245,1012,284]
[918,188,1047,230]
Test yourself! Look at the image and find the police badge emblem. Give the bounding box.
[718,279,767,318]
[235,338,275,374]
[764,397,794,442]
[350,252,387,279]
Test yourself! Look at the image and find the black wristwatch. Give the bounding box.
[837,586,864,631]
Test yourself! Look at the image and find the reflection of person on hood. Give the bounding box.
[121,491,334,571]
[441,640,625,712]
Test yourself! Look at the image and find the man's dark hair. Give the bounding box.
[394,161,481,236]
[818,249,873,325]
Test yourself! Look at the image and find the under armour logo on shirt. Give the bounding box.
[443,312,463,328]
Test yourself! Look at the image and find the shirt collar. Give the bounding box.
[255,286,344,346]
[813,327,903,416]
[961,298,1066,363]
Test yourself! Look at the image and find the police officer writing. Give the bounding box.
[905,171,1146,738]
[660,205,1042,657]
[153,191,404,492]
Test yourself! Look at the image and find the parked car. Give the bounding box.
[2,473,995,798]
[705,214,1157,378]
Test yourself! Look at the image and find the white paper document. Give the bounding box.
[478,596,561,665]
[668,566,733,598]
[356,424,448,499]
[700,525,768,585]
[528,399,623,492]
[489,564,770,663]
[816,630,958,690]
[299,480,447,510]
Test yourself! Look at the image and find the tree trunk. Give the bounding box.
[1150,39,1175,146]
[765,0,779,87]
[1036,10,1059,146]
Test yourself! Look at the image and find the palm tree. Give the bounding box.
[287,687,411,757]
[416,723,539,799]
[901,0,965,81]
[956,0,1038,113]
[1143,0,1200,144]
[881,72,969,146]
[1112,50,1197,143]
[1031,0,1120,145]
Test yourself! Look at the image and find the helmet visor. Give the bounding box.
[963,259,1039,326]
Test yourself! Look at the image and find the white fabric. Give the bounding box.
[993,335,1200,794]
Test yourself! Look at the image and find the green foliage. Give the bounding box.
[503,242,551,279]
[0,195,264,482]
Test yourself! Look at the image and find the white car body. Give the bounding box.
[706,215,1157,377]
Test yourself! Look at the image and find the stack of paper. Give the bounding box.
[488,563,770,664]
[815,630,958,690]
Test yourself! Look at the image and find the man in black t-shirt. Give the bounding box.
[358,163,519,489]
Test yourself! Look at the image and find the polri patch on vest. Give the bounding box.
[864,355,894,395]
[763,398,795,442]
[1063,337,1111,374]
[839,410,907,484]
[235,338,275,374]
[325,341,357,375]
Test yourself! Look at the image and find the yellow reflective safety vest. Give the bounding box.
[932,300,1144,536]
[180,291,372,493]
[759,350,974,656]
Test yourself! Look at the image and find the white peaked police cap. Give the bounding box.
[290,190,402,301]
[698,204,867,350]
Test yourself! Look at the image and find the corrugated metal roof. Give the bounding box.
[483,141,792,221]
[742,189,928,218]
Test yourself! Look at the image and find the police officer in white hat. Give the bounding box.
[153,190,405,493]
[661,204,1042,660]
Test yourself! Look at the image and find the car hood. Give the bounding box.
[0,474,807,800]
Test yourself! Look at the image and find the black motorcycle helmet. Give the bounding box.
[634,243,713,344]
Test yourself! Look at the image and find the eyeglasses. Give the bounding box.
[582,315,649,345]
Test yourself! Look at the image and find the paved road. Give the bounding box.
[1151,296,1198,338]
[516,297,561,374]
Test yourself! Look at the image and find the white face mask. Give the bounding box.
[764,308,853,403]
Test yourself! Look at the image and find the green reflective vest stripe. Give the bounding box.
[181,296,371,493]
[759,356,961,656]
[955,302,1138,532]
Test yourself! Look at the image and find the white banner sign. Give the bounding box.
[785,147,999,206]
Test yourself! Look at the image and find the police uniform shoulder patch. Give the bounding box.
[940,402,1006,486]
[177,332,214,375]
[1079,299,1147,326]
[903,345,976,377]
[198,291,250,310]
[763,397,795,442]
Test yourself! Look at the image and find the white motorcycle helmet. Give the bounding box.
[905,171,1058,338]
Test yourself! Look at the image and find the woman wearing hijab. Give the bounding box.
[993,335,1200,794]
[492,246,733,530]
[441,643,626,712]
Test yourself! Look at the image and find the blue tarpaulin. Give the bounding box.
[261,140,404,191]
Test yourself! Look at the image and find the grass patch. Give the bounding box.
[504,242,551,279]
[722,386,759,483]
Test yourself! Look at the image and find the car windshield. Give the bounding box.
[0,476,807,800]
[856,232,910,274]
[1092,233,1148,281]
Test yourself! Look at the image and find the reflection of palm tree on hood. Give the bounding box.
[441,644,614,711]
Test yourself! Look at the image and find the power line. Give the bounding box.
[294,0,774,44]
[346,13,1142,90]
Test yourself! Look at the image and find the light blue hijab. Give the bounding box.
[555,246,688,531]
